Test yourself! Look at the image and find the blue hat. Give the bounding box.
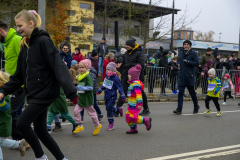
[102,37,106,41]
[71,60,77,66]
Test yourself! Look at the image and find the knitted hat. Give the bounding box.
[92,50,98,57]
[128,64,142,80]
[106,62,116,72]
[208,68,216,75]
[80,59,91,69]
[160,46,164,52]
[75,47,80,52]
[121,48,127,55]
[71,60,77,66]
[102,37,106,41]
[163,51,169,56]
[207,47,212,52]
[224,74,230,79]
[183,40,192,47]
[126,38,136,48]
[150,58,155,63]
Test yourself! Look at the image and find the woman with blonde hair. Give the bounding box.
[102,52,115,81]
[0,10,78,160]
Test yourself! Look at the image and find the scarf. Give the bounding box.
[78,71,89,82]
[106,72,116,77]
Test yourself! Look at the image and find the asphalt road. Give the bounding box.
[2,99,240,160]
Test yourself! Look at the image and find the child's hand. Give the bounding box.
[122,99,126,101]
[72,97,78,105]
[137,106,141,109]
[97,92,100,95]
[213,91,217,95]
[0,93,4,101]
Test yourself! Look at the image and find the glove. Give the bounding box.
[183,59,188,63]
[77,85,83,92]
[96,92,100,95]
[121,96,126,101]
[72,97,78,105]
[213,91,217,95]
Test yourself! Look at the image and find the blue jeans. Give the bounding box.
[81,94,102,117]
[54,114,61,123]
[98,57,103,75]
[0,137,19,160]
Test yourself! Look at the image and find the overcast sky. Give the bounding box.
[125,0,240,44]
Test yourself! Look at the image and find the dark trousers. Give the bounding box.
[116,78,149,110]
[170,75,178,91]
[178,85,198,110]
[161,75,167,94]
[148,78,155,93]
[105,99,116,123]
[11,90,26,140]
[205,95,220,111]
[195,76,200,90]
[81,94,102,117]
[201,78,208,94]
[224,91,233,102]
[17,103,65,159]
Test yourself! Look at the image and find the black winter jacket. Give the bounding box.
[216,58,223,69]
[122,44,145,82]
[169,61,178,76]
[2,28,77,104]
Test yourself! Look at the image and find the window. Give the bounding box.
[67,10,75,16]
[93,20,108,34]
[79,44,90,50]
[187,31,191,39]
[80,3,91,9]
[177,31,181,39]
[81,18,93,24]
[68,26,83,34]
[132,25,140,37]
[109,23,115,35]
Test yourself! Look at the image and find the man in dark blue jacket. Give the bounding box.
[60,44,72,69]
[173,40,200,114]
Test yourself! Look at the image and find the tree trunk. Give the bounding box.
[52,0,56,16]
[128,0,132,38]
[10,0,15,28]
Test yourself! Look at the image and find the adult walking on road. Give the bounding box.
[0,21,26,142]
[0,10,78,160]
[97,38,109,75]
[117,38,150,116]
[173,40,200,114]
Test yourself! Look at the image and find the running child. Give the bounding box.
[203,68,222,116]
[125,64,152,134]
[97,62,126,130]
[73,59,102,135]
[0,71,26,159]
[222,74,235,105]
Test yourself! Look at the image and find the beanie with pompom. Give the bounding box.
[128,64,142,80]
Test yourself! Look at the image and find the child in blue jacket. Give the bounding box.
[97,62,126,130]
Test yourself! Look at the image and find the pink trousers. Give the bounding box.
[74,104,99,127]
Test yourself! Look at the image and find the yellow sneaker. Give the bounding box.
[203,109,211,114]
[72,125,84,134]
[93,124,102,136]
[152,94,157,98]
[148,94,153,97]
[216,111,222,117]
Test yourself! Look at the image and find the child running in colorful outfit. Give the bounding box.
[0,71,26,160]
[126,64,152,134]
[203,68,222,116]
[222,74,235,105]
[47,87,77,133]
[97,62,126,130]
[73,59,102,135]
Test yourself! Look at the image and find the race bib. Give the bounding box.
[103,78,113,89]
[77,82,85,93]
[208,83,216,91]
[127,87,131,97]
[224,83,229,89]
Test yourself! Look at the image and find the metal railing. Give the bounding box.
[143,66,240,96]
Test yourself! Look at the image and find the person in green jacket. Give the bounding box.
[0,21,26,142]
[47,87,77,133]
[0,71,26,159]
[73,59,102,135]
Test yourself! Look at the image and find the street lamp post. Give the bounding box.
[219,32,222,42]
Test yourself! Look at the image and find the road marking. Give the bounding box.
[145,144,240,160]
[182,110,240,116]
[180,149,240,160]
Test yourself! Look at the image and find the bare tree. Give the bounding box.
[194,30,215,41]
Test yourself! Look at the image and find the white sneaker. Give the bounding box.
[35,155,48,160]
[222,102,226,105]
[232,95,235,100]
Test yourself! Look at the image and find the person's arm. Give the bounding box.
[229,81,234,90]
[40,38,77,101]
[0,98,10,112]
[133,84,143,109]
[214,79,221,94]
[13,37,21,57]
[114,76,126,100]
[222,84,224,92]
[77,77,93,91]
[2,51,24,96]
[97,85,106,95]
[184,52,199,67]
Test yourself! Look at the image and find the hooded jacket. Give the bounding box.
[202,59,214,78]
[60,51,72,69]
[4,28,22,76]
[102,58,115,81]
[207,77,221,98]
[2,28,78,104]
[122,43,145,82]
[216,58,223,69]
[73,52,84,63]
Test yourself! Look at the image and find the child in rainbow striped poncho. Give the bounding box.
[125,64,152,134]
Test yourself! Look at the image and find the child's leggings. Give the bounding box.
[105,99,117,124]
[47,111,76,125]
[0,137,19,160]
[74,104,99,127]
[80,94,102,117]
[224,91,233,102]
[125,107,146,129]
